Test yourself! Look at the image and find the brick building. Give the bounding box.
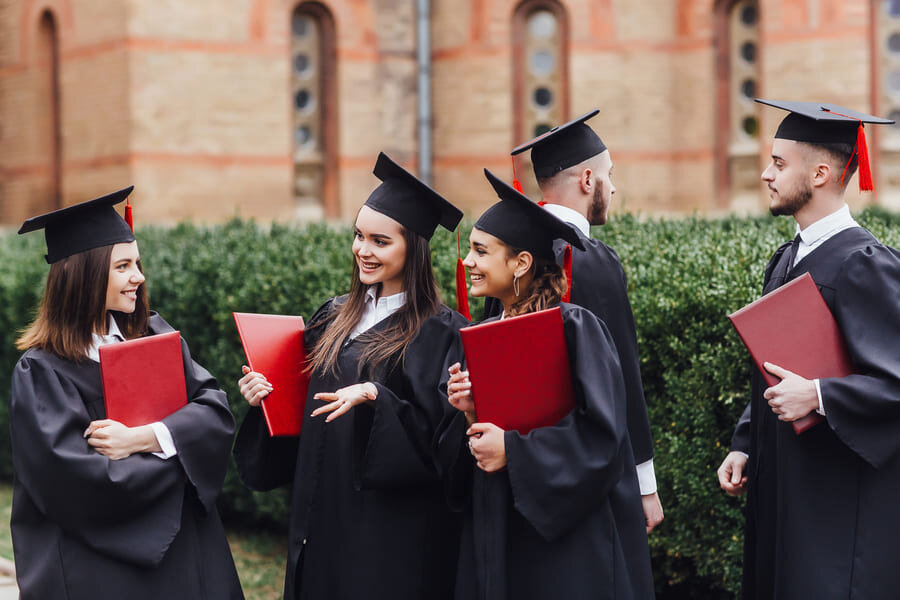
[1,0,899,225]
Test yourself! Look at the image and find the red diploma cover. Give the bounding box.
[100,330,188,426]
[728,272,855,434]
[460,306,575,434]
[233,312,308,437]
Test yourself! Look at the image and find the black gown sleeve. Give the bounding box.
[731,402,752,454]
[11,355,186,567]
[360,308,470,488]
[233,298,333,491]
[818,245,900,469]
[503,306,628,541]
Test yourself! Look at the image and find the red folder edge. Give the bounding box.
[100,330,188,427]
[233,312,308,437]
[728,272,855,434]
[460,306,575,435]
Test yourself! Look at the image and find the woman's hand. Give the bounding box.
[238,365,272,407]
[467,422,506,473]
[311,382,378,422]
[447,362,475,414]
[84,420,161,460]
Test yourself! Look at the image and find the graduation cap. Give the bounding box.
[476,169,585,262]
[18,186,136,264]
[365,152,463,240]
[510,109,607,185]
[756,98,895,192]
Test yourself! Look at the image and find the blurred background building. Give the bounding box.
[1,0,899,225]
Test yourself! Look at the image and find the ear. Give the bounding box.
[811,161,832,189]
[579,168,593,194]
[513,250,534,278]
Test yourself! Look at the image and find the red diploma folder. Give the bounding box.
[728,272,855,434]
[460,306,575,434]
[233,312,308,437]
[100,330,188,426]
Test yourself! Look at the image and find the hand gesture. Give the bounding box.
[238,365,272,407]
[467,422,506,473]
[717,451,748,497]
[763,362,819,422]
[84,420,160,460]
[310,382,378,422]
[447,362,474,413]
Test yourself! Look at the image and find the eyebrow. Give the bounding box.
[355,228,392,241]
[771,154,785,162]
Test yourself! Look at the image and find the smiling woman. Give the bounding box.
[10,188,243,600]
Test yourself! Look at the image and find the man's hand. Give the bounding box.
[763,362,819,422]
[717,451,749,497]
[641,492,664,534]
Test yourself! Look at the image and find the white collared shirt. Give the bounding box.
[793,204,860,417]
[349,287,407,339]
[539,204,657,495]
[792,204,859,268]
[88,315,177,459]
[542,203,590,237]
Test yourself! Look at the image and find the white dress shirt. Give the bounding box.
[87,315,177,459]
[349,287,407,339]
[793,204,860,417]
[541,204,657,495]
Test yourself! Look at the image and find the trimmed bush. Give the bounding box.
[2,209,898,597]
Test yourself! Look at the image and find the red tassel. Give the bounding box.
[856,123,873,192]
[124,199,133,232]
[561,244,572,303]
[511,156,524,193]
[456,231,471,320]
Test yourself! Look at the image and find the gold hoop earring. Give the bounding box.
[513,273,520,297]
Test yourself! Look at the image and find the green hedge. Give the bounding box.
[2,210,899,598]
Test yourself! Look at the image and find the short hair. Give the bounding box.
[801,141,858,189]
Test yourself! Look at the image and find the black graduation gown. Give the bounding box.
[731,227,900,599]
[484,230,654,465]
[443,303,654,600]
[9,313,243,600]
[234,299,468,600]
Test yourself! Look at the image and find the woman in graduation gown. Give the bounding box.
[443,170,655,600]
[233,152,468,600]
[10,188,243,600]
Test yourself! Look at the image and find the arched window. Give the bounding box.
[291,2,337,218]
[513,0,569,198]
[37,9,62,212]
[714,0,760,209]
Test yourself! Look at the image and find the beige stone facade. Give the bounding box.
[0,0,897,225]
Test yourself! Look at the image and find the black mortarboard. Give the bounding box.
[364,152,463,240]
[756,98,895,192]
[510,109,607,179]
[18,186,136,264]
[475,169,585,261]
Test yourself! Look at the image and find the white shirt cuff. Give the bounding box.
[149,422,177,459]
[636,458,657,496]
[814,378,825,416]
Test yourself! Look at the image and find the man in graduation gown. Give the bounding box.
[484,111,662,532]
[717,99,900,599]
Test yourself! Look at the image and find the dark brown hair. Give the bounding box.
[802,141,858,189]
[16,245,150,361]
[306,225,441,378]
[505,246,567,318]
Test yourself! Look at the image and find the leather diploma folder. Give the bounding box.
[460,306,575,434]
[233,312,308,437]
[100,330,188,426]
[728,272,854,434]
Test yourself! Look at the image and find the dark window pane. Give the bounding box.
[534,123,551,137]
[292,13,310,37]
[889,33,900,53]
[889,70,900,93]
[534,87,553,107]
[742,116,759,137]
[888,0,900,18]
[741,79,756,99]
[741,41,757,63]
[295,89,311,110]
[740,5,758,26]
[294,54,310,74]
[295,125,312,147]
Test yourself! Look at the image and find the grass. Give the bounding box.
[0,482,287,599]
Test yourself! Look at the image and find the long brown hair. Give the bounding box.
[17,244,150,361]
[505,247,567,318]
[306,226,442,378]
